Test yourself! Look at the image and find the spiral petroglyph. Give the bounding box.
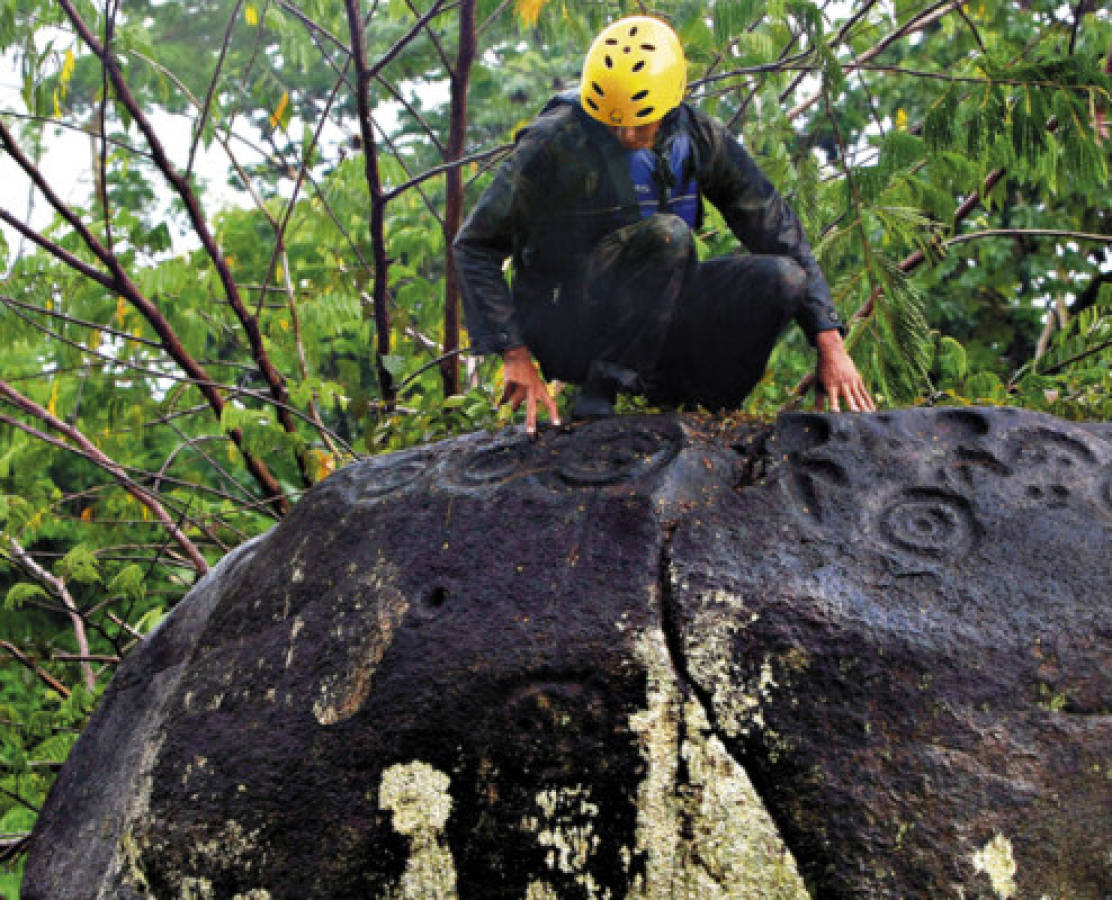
[878,488,978,558]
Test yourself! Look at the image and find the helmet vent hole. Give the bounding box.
[604,55,613,69]
[605,38,618,45]
[629,25,639,35]
[585,97,599,111]
[632,60,645,73]
[631,89,649,101]
[623,45,631,53]
[641,43,656,51]
[591,82,604,96]
[636,106,655,119]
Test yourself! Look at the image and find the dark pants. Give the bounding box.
[522,214,807,411]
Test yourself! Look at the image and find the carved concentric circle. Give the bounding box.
[878,489,977,558]
[556,419,682,486]
[453,443,533,486]
[355,451,431,500]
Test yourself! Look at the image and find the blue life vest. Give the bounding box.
[628,132,698,227]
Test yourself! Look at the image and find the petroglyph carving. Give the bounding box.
[1005,426,1096,472]
[354,451,432,501]
[556,419,682,486]
[452,442,532,486]
[787,455,849,521]
[878,488,978,558]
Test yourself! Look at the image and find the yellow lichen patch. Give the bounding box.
[521,785,602,895]
[313,558,409,726]
[105,733,165,897]
[971,833,1018,899]
[180,876,214,899]
[380,761,457,899]
[626,627,808,898]
[186,819,262,873]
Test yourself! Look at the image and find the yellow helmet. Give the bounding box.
[580,16,686,127]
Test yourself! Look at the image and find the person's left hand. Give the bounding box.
[814,329,876,413]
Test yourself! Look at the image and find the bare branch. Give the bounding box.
[55,0,308,488]
[188,0,247,177]
[944,228,1112,247]
[0,641,70,698]
[4,536,96,691]
[788,0,966,121]
[0,381,209,576]
[345,0,397,406]
[382,143,511,201]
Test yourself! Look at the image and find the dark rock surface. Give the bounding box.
[23,408,1112,899]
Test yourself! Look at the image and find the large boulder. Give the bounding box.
[23,408,1112,899]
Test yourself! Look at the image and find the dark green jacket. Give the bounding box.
[453,92,842,355]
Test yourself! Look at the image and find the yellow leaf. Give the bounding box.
[80,507,92,522]
[228,443,237,463]
[896,108,908,131]
[269,91,290,130]
[245,3,259,26]
[61,49,75,85]
[313,449,336,480]
[116,296,128,328]
[46,382,59,418]
[88,329,102,352]
[515,0,546,27]
[53,88,61,120]
[278,318,290,332]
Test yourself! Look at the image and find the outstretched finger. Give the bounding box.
[855,381,877,413]
[540,388,562,427]
[525,391,538,437]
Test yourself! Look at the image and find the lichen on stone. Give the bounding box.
[971,833,1018,899]
[313,558,409,726]
[380,760,457,899]
[627,627,808,899]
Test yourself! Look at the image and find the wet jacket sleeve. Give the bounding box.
[696,113,844,341]
[452,126,550,355]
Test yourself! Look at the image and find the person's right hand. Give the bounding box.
[500,346,561,438]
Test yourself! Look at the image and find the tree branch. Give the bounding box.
[0,381,209,577]
[345,0,396,406]
[0,641,70,699]
[4,536,96,691]
[55,0,309,488]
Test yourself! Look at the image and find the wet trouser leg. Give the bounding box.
[647,254,808,410]
[577,213,696,392]
[525,214,807,411]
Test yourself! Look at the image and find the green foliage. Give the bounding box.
[0,1,1110,888]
